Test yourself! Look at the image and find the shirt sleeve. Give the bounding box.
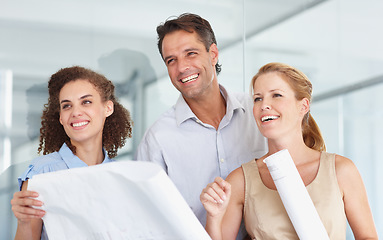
[18,163,53,191]
[18,164,35,190]
[17,154,65,191]
[135,129,168,174]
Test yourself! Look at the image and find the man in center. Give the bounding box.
[136,13,267,239]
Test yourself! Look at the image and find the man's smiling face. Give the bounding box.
[162,30,218,100]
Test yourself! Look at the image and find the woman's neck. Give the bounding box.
[71,139,104,166]
[266,133,317,166]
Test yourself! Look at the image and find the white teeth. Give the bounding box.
[180,74,198,83]
[72,121,88,127]
[261,115,279,122]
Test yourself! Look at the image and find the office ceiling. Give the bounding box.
[0,0,326,77]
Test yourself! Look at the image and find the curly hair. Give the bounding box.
[251,62,326,152]
[156,13,222,75]
[38,66,133,158]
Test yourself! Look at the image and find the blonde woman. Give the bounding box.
[200,62,377,240]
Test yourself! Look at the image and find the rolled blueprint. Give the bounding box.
[263,149,329,240]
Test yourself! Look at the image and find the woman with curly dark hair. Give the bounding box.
[11,66,133,240]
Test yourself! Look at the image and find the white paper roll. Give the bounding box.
[28,161,211,240]
[263,149,329,240]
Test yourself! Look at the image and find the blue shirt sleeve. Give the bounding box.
[18,164,34,190]
[17,152,67,191]
[135,128,168,174]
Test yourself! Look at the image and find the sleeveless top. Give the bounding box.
[242,152,346,240]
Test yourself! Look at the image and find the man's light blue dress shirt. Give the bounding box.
[136,85,267,228]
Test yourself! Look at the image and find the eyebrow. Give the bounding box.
[163,55,174,63]
[254,89,284,93]
[270,89,284,93]
[163,47,200,63]
[60,94,93,104]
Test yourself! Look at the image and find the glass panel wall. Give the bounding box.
[1,0,382,238]
[242,1,383,237]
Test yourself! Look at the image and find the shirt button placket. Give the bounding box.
[216,130,229,178]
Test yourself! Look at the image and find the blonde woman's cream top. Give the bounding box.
[242,152,346,240]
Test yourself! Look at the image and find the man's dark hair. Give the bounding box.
[156,13,221,75]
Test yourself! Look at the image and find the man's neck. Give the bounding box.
[186,85,226,130]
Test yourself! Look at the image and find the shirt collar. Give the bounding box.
[174,84,246,126]
[59,143,113,168]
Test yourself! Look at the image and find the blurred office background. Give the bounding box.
[0,0,382,238]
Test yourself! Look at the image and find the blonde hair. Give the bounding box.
[251,62,326,151]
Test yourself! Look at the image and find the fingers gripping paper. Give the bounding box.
[263,149,329,240]
[28,161,211,240]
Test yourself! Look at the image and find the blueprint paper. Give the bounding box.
[28,161,211,240]
[263,149,329,240]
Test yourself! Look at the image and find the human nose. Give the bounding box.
[261,100,271,111]
[177,58,190,73]
[71,104,83,117]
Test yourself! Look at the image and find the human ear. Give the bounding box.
[105,100,114,117]
[209,43,219,66]
[300,98,310,115]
